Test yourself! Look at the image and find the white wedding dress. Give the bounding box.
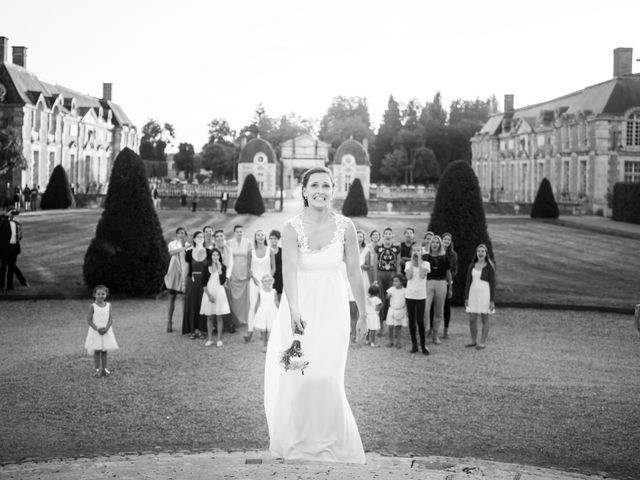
[264,212,366,464]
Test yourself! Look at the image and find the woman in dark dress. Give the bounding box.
[182,231,211,338]
[269,230,283,302]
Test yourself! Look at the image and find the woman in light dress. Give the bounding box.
[357,230,375,293]
[163,227,189,333]
[464,244,496,350]
[228,225,252,326]
[245,229,275,343]
[264,167,367,464]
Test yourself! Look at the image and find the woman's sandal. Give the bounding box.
[465,343,477,348]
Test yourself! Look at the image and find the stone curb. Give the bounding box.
[0,450,617,480]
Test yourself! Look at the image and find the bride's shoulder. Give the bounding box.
[333,211,354,230]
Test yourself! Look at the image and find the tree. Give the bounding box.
[234,174,265,215]
[201,142,235,181]
[531,178,560,219]
[83,148,169,295]
[395,99,426,184]
[372,95,402,182]
[40,165,74,209]
[379,149,408,185]
[342,178,368,217]
[319,96,374,148]
[420,91,447,127]
[139,119,175,162]
[0,126,26,175]
[428,160,493,305]
[420,92,451,173]
[172,142,195,179]
[207,118,236,145]
[413,146,440,184]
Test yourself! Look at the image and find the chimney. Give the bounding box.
[12,46,26,68]
[613,47,633,77]
[0,37,7,64]
[102,83,112,102]
[504,94,514,112]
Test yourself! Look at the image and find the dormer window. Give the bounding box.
[626,111,640,146]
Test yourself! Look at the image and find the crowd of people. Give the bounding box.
[161,222,496,354]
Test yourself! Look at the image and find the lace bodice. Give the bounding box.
[287,212,350,272]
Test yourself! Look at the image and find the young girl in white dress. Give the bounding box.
[464,243,496,350]
[245,230,275,343]
[386,274,408,348]
[365,284,382,347]
[201,248,230,347]
[253,274,278,352]
[84,285,119,377]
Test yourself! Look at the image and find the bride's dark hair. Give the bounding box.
[301,167,334,207]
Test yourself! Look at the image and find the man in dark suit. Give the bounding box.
[0,208,29,293]
[220,191,229,213]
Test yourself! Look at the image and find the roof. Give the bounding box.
[238,137,277,164]
[332,137,370,166]
[477,74,640,136]
[1,62,134,126]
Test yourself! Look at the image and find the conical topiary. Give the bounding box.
[531,177,559,219]
[83,148,169,295]
[40,164,74,209]
[235,174,265,215]
[428,160,493,305]
[342,178,368,217]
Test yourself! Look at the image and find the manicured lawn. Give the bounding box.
[0,300,638,479]
[7,208,640,311]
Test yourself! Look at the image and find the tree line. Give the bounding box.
[133,92,498,185]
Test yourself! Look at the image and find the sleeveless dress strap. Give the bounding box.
[288,214,309,252]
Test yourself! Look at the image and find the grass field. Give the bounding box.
[0,300,638,479]
[5,207,640,310]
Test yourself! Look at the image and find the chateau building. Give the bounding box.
[332,136,371,199]
[237,136,278,197]
[238,133,372,200]
[471,48,640,212]
[280,134,330,191]
[0,36,138,193]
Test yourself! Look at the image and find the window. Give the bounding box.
[49,152,55,176]
[579,160,588,194]
[32,151,40,186]
[626,112,640,146]
[257,172,265,190]
[344,174,352,193]
[522,163,528,199]
[624,161,640,182]
[562,160,570,194]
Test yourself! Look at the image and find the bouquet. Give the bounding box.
[280,324,309,375]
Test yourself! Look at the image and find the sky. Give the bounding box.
[2,0,640,151]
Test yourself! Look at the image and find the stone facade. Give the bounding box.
[280,134,330,191]
[0,36,138,194]
[237,136,278,197]
[471,48,640,213]
[332,137,371,199]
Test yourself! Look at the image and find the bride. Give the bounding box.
[264,167,367,464]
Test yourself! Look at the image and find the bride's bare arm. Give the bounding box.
[282,223,304,333]
[344,221,366,321]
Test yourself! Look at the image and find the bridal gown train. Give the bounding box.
[264,212,366,464]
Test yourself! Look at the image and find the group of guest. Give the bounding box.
[163,224,282,350]
[356,226,496,353]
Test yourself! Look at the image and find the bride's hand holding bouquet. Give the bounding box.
[280,311,309,374]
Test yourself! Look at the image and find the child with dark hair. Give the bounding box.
[84,285,118,376]
[385,274,407,348]
[365,284,382,347]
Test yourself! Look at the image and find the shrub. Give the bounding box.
[83,148,169,295]
[428,160,493,306]
[235,174,265,215]
[40,165,74,209]
[612,182,640,224]
[530,178,559,219]
[342,178,368,217]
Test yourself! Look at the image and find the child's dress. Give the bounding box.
[386,287,408,327]
[84,302,119,354]
[365,295,382,330]
[254,288,277,331]
[200,267,231,316]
